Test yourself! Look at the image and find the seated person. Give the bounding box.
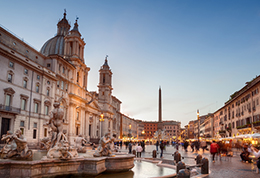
[240,145,252,163]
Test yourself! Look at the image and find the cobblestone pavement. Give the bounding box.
[118,144,260,178]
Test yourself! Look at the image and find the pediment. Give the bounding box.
[87,99,101,110]
[44,99,51,106]
[4,87,15,94]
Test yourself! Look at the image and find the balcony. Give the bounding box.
[253,121,260,127]
[0,104,21,114]
[219,130,226,135]
[236,124,251,130]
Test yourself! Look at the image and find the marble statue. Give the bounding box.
[42,100,78,160]
[74,134,88,153]
[0,131,15,158]
[154,129,167,140]
[93,132,116,157]
[2,129,33,159]
[44,100,64,147]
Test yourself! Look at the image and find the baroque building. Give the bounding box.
[0,12,121,145]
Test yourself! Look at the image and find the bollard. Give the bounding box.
[195,154,202,165]
[176,161,186,174]
[177,169,190,178]
[132,149,136,157]
[201,157,209,174]
[174,151,182,163]
[152,150,157,158]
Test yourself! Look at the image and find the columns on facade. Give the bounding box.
[68,103,76,140]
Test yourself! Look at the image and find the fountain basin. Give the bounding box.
[0,154,135,178]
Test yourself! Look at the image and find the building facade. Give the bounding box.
[0,12,122,146]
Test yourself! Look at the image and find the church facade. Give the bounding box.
[0,12,121,145]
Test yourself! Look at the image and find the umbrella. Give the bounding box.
[235,134,251,138]
[248,133,260,138]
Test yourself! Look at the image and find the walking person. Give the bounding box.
[160,141,164,158]
[184,140,189,152]
[141,141,145,152]
[191,141,195,152]
[210,140,219,162]
[128,141,132,154]
[156,141,159,152]
[136,143,143,158]
[249,145,260,171]
[200,139,207,153]
[175,141,179,151]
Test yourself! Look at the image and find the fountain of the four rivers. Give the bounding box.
[0,100,177,178]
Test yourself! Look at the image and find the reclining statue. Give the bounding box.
[93,132,116,157]
[3,130,32,159]
[74,134,88,153]
[0,131,15,158]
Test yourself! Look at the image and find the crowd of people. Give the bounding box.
[114,138,260,169]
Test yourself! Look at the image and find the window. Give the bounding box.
[103,74,105,83]
[20,94,28,111]
[37,75,40,80]
[47,63,51,67]
[9,61,14,68]
[4,88,15,109]
[57,80,59,88]
[21,99,26,110]
[34,103,39,113]
[46,88,50,96]
[20,128,24,135]
[45,105,49,115]
[24,69,28,75]
[47,81,50,85]
[44,100,51,116]
[44,128,48,137]
[8,73,12,83]
[77,72,79,82]
[5,94,11,106]
[65,83,68,92]
[23,80,27,88]
[77,112,79,120]
[33,123,37,128]
[61,81,64,90]
[36,84,39,93]
[63,67,65,74]
[33,129,37,139]
[20,121,25,127]
[76,126,79,136]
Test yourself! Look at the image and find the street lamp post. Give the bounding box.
[99,113,104,138]
[142,130,145,139]
[197,110,200,142]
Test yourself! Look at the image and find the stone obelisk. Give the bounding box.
[158,86,163,130]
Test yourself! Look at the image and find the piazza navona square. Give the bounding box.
[1,1,260,178]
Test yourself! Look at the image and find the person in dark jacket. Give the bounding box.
[240,144,251,163]
[184,141,189,152]
[128,141,132,154]
[156,141,159,151]
[160,141,164,158]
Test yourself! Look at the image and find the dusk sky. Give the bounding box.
[1,0,260,127]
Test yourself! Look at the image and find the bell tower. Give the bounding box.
[98,55,113,103]
[64,17,85,62]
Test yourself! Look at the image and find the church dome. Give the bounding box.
[40,11,70,56]
[40,35,65,56]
